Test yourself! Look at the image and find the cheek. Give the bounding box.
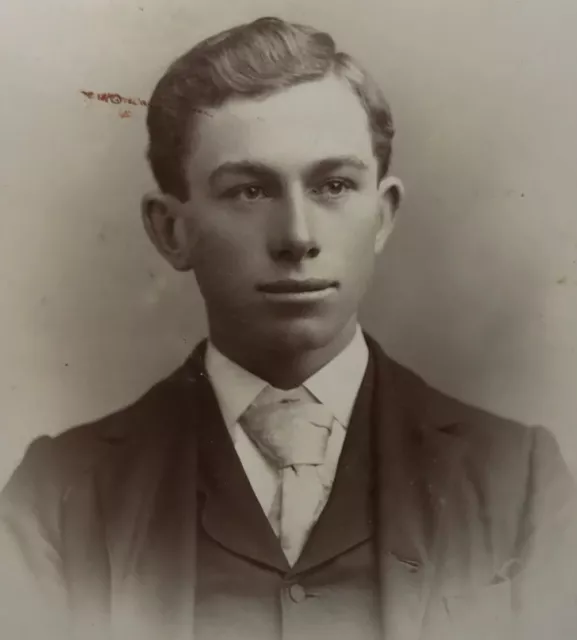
[192,215,242,259]
[339,216,381,259]
[334,220,381,286]
[191,223,260,291]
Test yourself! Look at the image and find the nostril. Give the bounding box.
[277,248,294,261]
[274,243,320,262]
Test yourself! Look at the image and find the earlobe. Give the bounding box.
[141,191,194,271]
[374,207,393,255]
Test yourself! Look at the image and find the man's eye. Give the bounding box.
[314,179,355,197]
[226,185,268,201]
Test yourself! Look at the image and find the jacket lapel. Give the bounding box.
[368,336,468,640]
[194,365,289,572]
[295,354,376,573]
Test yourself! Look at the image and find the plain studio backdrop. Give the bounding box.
[1,0,576,484]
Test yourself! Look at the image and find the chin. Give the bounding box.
[261,315,352,355]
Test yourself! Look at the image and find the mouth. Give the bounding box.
[257,278,338,302]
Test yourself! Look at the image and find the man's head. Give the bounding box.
[142,16,404,364]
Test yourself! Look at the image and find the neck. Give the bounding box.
[208,319,358,389]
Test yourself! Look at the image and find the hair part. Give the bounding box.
[146,17,395,201]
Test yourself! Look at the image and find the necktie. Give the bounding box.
[239,385,334,565]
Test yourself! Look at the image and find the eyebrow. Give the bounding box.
[208,155,370,187]
[209,161,274,188]
[308,156,370,177]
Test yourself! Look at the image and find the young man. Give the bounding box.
[1,16,576,640]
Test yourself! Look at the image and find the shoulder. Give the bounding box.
[367,333,536,445]
[419,376,569,492]
[368,334,566,482]
[0,355,209,577]
[423,380,537,460]
[370,338,576,566]
[1,359,202,506]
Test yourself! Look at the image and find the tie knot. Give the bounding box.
[239,386,334,469]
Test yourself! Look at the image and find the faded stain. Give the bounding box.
[81,91,149,107]
[119,110,132,119]
[557,276,568,285]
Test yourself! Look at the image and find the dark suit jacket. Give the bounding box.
[1,335,576,640]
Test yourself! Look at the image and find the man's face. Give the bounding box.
[147,75,402,355]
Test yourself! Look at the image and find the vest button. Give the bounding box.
[288,583,307,603]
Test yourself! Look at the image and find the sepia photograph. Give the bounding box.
[1,1,577,639]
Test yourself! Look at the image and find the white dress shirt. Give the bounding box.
[204,326,369,518]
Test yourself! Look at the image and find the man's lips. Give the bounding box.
[257,279,339,294]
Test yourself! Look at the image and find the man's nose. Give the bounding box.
[269,191,320,263]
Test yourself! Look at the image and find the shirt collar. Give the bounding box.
[303,326,368,427]
[205,325,369,430]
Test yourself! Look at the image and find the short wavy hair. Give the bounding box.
[146,16,395,202]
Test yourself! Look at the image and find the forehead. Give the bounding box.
[186,75,376,179]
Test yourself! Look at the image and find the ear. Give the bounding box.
[374,175,404,254]
[141,191,195,271]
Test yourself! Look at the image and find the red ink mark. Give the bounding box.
[82,91,148,107]
[120,110,132,119]
[99,92,121,104]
